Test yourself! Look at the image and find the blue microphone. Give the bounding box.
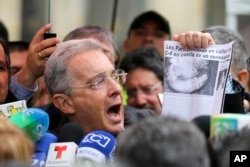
[35,132,58,153]
[76,130,117,167]
[31,133,58,167]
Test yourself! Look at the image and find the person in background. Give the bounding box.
[8,40,52,107]
[202,26,250,91]
[119,47,163,114]
[123,10,171,58]
[8,41,29,76]
[211,127,250,167]
[0,118,33,165]
[121,10,170,110]
[115,116,210,167]
[0,24,59,106]
[0,37,11,104]
[7,24,59,105]
[202,25,249,112]
[63,25,120,67]
[31,76,51,107]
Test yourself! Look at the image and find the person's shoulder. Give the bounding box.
[223,76,245,113]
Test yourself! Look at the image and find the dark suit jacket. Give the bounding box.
[4,90,18,103]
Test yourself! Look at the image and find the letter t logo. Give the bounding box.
[54,145,67,159]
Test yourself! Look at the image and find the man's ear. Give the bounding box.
[52,94,75,114]
[237,69,250,91]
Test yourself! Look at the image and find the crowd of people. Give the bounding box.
[1,9,250,167]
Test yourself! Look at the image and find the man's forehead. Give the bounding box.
[70,50,111,66]
[69,51,114,77]
[98,44,116,66]
[133,20,167,32]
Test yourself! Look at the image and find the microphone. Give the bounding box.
[31,153,46,167]
[210,113,250,141]
[44,123,84,167]
[31,133,58,167]
[192,115,211,139]
[35,133,58,153]
[9,107,50,142]
[45,142,78,167]
[58,122,84,145]
[76,130,117,167]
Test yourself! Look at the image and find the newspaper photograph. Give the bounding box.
[161,40,234,120]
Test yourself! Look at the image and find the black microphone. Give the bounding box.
[58,122,84,145]
[192,115,211,139]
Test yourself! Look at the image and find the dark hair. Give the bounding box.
[0,21,8,41]
[127,11,171,37]
[8,41,29,53]
[0,37,11,82]
[119,47,164,82]
[213,127,250,167]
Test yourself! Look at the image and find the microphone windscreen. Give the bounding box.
[77,130,116,162]
[9,108,49,142]
[192,115,211,139]
[35,133,58,153]
[58,122,84,145]
[210,113,250,140]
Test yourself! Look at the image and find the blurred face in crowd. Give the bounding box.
[61,50,124,136]
[0,44,9,104]
[9,50,27,76]
[124,67,163,114]
[123,20,170,57]
[93,37,117,66]
[32,76,52,107]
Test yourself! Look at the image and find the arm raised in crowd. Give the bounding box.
[9,24,60,101]
[17,24,59,88]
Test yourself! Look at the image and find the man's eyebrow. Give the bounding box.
[87,72,105,83]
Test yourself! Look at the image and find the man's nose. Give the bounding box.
[144,33,154,42]
[107,77,122,97]
[133,91,148,105]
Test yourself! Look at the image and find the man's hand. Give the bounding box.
[16,24,60,88]
[172,31,215,50]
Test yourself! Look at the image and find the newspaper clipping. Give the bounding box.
[162,40,234,120]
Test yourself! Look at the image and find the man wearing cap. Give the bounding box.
[123,10,171,58]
